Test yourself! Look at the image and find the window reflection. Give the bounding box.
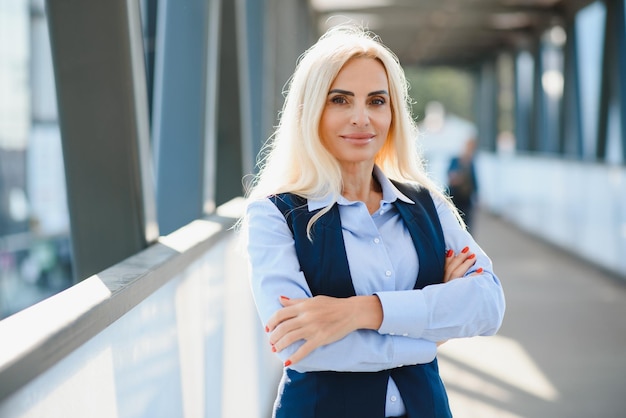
[0,0,72,319]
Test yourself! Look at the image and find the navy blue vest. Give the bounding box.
[270,181,452,418]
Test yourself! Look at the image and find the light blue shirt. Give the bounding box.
[245,167,506,417]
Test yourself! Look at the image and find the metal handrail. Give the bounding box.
[0,208,240,402]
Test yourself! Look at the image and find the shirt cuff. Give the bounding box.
[376,290,428,338]
[390,336,437,367]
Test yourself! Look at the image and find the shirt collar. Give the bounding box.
[307,165,414,211]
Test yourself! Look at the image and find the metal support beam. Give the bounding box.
[561,19,583,158]
[215,0,244,206]
[475,59,498,151]
[140,0,158,119]
[46,0,158,281]
[152,0,219,234]
[263,0,314,142]
[597,0,626,163]
[619,0,626,163]
[236,0,265,176]
[530,39,543,153]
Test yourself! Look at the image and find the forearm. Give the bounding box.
[266,294,386,367]
[376,271,505,342]
[279,330,437,373]
[420,272,505,341]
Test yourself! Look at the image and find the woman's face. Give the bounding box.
[319,57,392,168]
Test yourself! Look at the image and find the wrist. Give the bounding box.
[351,295,383,331]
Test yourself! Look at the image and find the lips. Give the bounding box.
[340,133,375,144]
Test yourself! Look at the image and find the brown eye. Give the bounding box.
[330,95,347,104]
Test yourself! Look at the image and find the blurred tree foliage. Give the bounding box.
[403,66,475,123]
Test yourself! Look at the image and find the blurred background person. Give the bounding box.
[446,137,478,231]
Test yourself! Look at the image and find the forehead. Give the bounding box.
[330,57,389,89]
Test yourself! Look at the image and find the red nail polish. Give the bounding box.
[271,346,276,353]
[461,246,469,254]
[280,295,290,301]
[265,326,269,333]
[284,360,292,367]
[468,253,476,259]
[446,249,453,258]
[476,267,483,273]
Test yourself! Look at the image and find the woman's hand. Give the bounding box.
[443,246,481,283]
[265,294,383,367]
[438,246,483,347]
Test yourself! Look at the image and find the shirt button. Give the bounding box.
[380,210,385,215]
[390,332,395,336]
[390,396,397,402]
[373,237,380,244]
[402,333,408,337]
[385,270,392,277]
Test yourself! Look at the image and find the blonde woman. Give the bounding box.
[243,25,505,418]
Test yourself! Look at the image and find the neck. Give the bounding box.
[340,164,382,213]
[341,163,373,196]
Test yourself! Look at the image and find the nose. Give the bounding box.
[350,104,370,126]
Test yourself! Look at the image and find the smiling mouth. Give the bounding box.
[340,133,375,144]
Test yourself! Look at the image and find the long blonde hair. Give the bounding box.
[246,24,464,231]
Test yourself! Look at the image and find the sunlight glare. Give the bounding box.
[445,388,525,418]
[158,219,222,253]
[0,276,111,363]
[438,335,559,402]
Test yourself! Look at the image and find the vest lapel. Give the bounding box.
[312,205,356,297]
[391,181,446,289]
[271,192,356,298]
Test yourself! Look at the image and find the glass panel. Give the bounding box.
[514,50,534,152]
[575,1,606,160]
[605,99,623,164]
[0,0,72,319]
[538,26,565,155]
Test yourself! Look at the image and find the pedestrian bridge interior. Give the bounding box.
[0,0,625,417]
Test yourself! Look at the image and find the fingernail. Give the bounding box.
[468,253,476,259]
[284,359,292,367]
[476,267,483,273]
[265,326,269,333]
[446,249,453,258]
[271,345,277,353]
[461,246,469,254]
[280,295,290,301]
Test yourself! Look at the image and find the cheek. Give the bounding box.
[377,113,392,135]
[319,112,340,140]
[318,118,334,150]
[318,119,330,145]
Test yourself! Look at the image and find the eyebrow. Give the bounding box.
[328,89,389,96]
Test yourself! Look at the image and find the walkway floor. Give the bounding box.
[438,209,626,418]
